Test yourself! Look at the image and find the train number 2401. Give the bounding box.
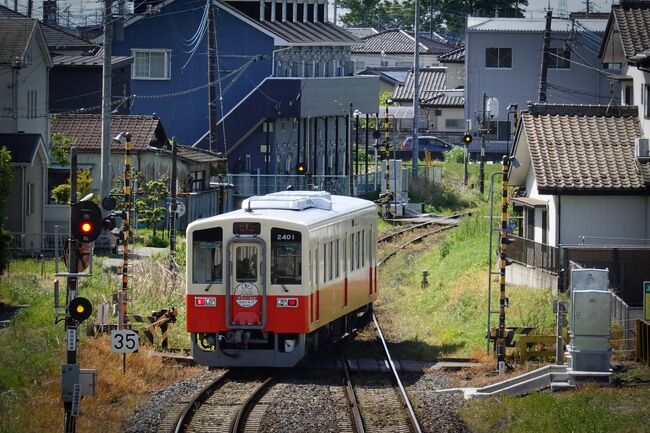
[276,233,296,241]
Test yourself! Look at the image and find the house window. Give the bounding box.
[132,49,171,80]
[355,60,365,71]
[526,208,534,241]
[645,84,650,118]
[485,48,512,68]
[548,48,570,69]
[26,183,34,215]
[445,118,465,129]
[380,60,389,67]
[487,120,511,141]
[395,61,411,67]
[190,171,205,192]
[27,90,37,118]
[624,85,633,105]
[541,210,548,245]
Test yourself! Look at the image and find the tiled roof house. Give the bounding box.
[390,68,465,133]
[50,114,224,198]
[509,103,649,252]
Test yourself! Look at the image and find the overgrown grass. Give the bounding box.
[0,250,200,433]
[378,161,558,359]
[377,207,560,360]
[460,381,650,433]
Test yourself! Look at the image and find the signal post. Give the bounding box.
[58,147,101,433]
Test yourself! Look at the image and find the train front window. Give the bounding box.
[271,228,302,285]
[192,228,223,284]
[236,246,258,282]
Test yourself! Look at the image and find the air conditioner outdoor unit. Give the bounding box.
[635,138,650,158]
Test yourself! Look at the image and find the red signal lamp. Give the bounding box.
[81,222,92,233]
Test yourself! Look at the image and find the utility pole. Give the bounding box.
[496,155,511,375]
[207,0,218,153]
[411,0,421,178]
[348,103,354,195]
[538,10,552,103]
[169,137,177,270]
[100,0,113,200]
[478,93,480,194]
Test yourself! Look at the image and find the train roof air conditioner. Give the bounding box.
[242,191,332,211]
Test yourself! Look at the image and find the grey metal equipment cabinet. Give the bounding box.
[568,268,611,373]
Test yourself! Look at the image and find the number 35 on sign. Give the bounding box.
[111,329,140,353]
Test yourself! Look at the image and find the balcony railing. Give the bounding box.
[508,235,561,274]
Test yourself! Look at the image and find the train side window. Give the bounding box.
[271,228,302,284]
[235,246,258,282]
[356,231,361,270]
[361,230,365,266]
[323,243,327,283]
[335,239,340,278]
[350,234,355,270]
[329,241,333,281]
[192,228,223,284]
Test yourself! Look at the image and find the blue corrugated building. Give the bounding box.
[112,0,378,176]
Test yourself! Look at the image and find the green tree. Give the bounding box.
[49,132,76,166]
[50,169,94,204]
[341,0,527,33]
[134,174,170,238]
[0,147,12,274]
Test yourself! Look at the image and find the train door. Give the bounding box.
[226,239,266,328]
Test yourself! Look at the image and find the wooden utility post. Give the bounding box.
[169,137,177,270]
[120,132,132,373]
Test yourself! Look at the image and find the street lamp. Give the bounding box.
[506,103,518,156]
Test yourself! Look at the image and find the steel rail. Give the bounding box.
[372,314,423,433]
[378,211,470,244]
[340,352,366,433]
[378,225,455,266]
[170,370,234,433]
[231,373,278,433]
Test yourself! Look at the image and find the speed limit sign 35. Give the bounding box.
[111,329,140,353]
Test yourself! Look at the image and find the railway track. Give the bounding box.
[154,210,468,433]
[163,370,279,433]
[341,316,424,433]
[378,211,469,245]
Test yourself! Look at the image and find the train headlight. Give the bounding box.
[194,296,217,307]
[277,298,299,308]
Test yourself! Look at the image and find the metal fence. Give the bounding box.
[226,174,351,196]
[8,231,68,253]
[611,291,635,352]
[508,235,561,274]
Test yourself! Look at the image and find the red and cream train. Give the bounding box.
[185,191,378,367]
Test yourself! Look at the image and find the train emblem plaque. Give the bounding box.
[234,283,259,308]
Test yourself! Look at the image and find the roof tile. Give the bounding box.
[522,103,647,193]
[392,68,463,107]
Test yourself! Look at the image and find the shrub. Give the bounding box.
[145,235,168,248]
[444,145,465,164]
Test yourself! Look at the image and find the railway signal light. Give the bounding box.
[296,162,306,174]
[71,201,103,242]
[68,297,92,322]
[463,133,473,145]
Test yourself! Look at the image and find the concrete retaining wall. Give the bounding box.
[506,262,559,295]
